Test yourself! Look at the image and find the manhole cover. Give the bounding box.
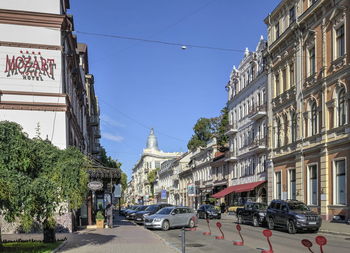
[186,243,205,247]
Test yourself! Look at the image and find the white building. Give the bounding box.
[0,0,94,153]
[130,129,182,204]
[0,0,103,232]
[221,37,268,205]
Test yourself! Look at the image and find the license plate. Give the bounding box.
[136,218,141,221]
[145,223,151,226]
[309,222,316,225]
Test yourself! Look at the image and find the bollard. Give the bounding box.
[315,236,327,253]
[301,239,314,253]
[181,227,186,253]
[261,229,273,253]
[203,218,212,236]
[215,222,224,240]
[233,224,244,246]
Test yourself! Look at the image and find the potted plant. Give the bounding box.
[96,211,105,228]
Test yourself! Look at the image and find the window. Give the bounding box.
[289,169,296,200]
[290,63,295,87]
[308,165,318,205]
[289,6,296,24]
[310,0,318,5]
[309,47,316,75]
[336,25,345,58]
[311,102,318,135]
[277,118,281,148]
[275,172,282,199]
[275,23,280,40]
[338,88,346,126]
[291,112,297,142]
[275,73,280,96]
[334,160,346,205]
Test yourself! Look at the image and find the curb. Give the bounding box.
[319,229,350,237]
[52,240,67,253]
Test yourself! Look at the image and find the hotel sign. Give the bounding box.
[88,181,103,191]
[4,50,56,81]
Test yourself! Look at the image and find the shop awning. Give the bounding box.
[212,180,266,198]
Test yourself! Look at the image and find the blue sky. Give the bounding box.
[70,0,281,180]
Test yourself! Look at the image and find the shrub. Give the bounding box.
[96,211,104,220]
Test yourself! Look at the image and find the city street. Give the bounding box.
[150,218,350,253]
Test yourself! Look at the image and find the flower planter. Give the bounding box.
[96,219,104,228]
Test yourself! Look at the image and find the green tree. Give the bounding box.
[0,121,89,243]
[187,118,214,150]
[213,106,229,150]
[147,168,160,198]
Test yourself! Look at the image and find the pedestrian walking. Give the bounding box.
[105,203,113,228]
[220,202,226,214]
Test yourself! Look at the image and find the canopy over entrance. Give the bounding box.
[212,180,266,198]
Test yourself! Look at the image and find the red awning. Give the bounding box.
[212,180,266,198]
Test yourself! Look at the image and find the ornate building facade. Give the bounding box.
[130,129,182,204]
[218,37,269,205]
[265,0,350,220]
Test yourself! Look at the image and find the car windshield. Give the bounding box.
[156,207,173,215]
[288,202,310,211]
[255,203,267,210]
[136,206,147,211]
[145,205,159,212]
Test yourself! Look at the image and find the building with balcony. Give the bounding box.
[130,128,182,205]
[215,37,268,205]
[265,0,350,220]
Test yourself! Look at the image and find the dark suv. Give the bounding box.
[266,200,322,234]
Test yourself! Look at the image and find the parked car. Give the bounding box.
[123,205,141,217]
[144,206,197,231]
[236,202,267,227]
[266,200,322,234]
[126,205,148,220]
[134,203,172,224]
[197,204,221,219]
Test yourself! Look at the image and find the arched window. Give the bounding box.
[338,88,346,126]
[277,118,281,148]
[291,112,297,142]
[311,102,317,135]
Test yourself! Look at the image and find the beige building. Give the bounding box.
[265,0,350,220]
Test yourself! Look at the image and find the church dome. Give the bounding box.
[146,128,159,151]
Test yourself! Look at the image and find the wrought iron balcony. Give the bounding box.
[225,123,238,136]
[248,104,267,121]
[225,151,238,162]
[89,115,99,126]
[249,138,267,152]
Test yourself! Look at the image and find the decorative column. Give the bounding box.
[286,63,291,91]
[319,146,329,220]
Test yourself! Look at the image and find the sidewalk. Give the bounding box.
[56,215,178,253]
[221,213,350,236]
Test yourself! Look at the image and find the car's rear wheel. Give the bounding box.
[237,215,243,224]
[253,216,259,227]
[268,217,274,230]
[188,218,195,228]
[287,220,296,234]
[162,220,170,231]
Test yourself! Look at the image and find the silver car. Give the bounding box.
[144,206,198,231]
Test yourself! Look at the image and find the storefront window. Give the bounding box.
[335,160,346,205]
[308,165,318,205]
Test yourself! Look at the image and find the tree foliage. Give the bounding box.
[187,107,229,151]
[0,121,89,243]
[147,168,160,198]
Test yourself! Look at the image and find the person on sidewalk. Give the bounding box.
[220,202,226,214]
[105,203,113,228]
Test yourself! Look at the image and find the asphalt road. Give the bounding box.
[145,218,350,253]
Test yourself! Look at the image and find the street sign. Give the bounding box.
[114,184,122,198]
[161,189,167,200]
[88,181,103,191]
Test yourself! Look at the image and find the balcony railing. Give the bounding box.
[89,115,99,126]
[248,103,267,121]
[225,123,238,136]
[249,138,267,152]
[225,151,238,162]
